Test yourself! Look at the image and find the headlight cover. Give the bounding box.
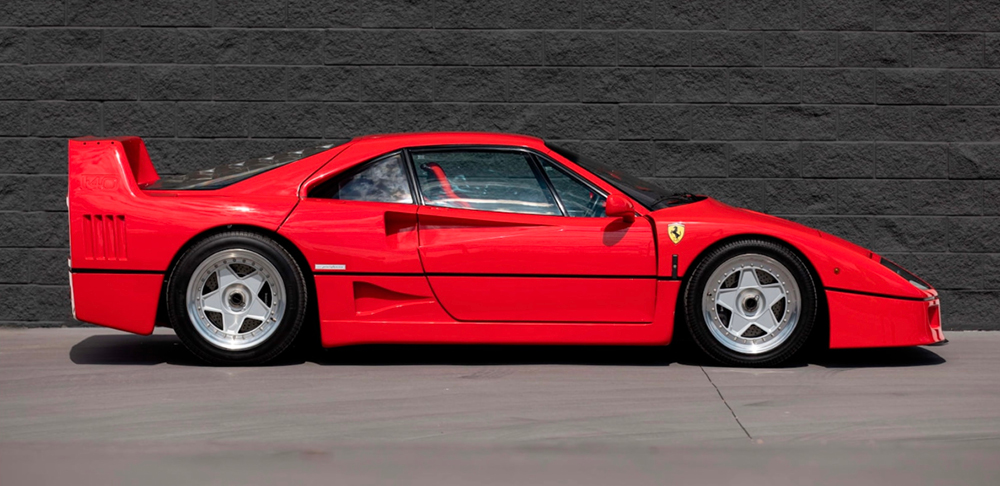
[880,258,932,291]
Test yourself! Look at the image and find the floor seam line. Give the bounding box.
[701,366,752,440]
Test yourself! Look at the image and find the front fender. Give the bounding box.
[651,198,933,300]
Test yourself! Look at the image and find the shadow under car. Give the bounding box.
[69,333,945,369]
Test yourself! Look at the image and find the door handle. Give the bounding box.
[384,211,418,237]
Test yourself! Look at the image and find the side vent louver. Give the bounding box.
[82,215,128,261]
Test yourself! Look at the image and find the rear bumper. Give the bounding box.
[70,272,163,335]
[827,289,945,349]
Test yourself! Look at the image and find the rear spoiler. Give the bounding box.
[68,136,159,265]
[68,136,159,195]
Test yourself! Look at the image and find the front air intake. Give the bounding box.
[81,214,128,261]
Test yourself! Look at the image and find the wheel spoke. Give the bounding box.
[245,298,270,321]
[753,304,779,333]
[738,268,760,289]
[716,288,739,311]
[216,265,240,289]
[759,285,785,309]
[242,271,267,294]
[202,289,224,312]
[222,311,242,333]
[728,312,751,335]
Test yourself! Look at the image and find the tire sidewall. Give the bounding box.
[684,239,818,367]
[167,232,307,365]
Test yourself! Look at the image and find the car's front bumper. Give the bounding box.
[827,289,945,349]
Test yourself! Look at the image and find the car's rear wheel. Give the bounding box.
[683,239,817,367]
[166,232,307,365]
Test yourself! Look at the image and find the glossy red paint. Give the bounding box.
[416,206,655,276]
[416,204,656,321]
[280,200,422,274]
[643,198,929,300]
[67,137,344,273]
[428,276,657,323]
[70,272,162,335]
[68,132,944,352]
[314,275,452,326]
[317,277,680,347]
[604,194,635,220]
[827,291,943,348]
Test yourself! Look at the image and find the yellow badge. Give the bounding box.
[668,223,685,244]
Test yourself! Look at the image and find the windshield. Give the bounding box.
[545,143,703,210]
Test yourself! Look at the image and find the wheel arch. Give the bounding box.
[673,233,830,350]
[155,224,317,330]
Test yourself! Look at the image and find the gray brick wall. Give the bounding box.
[1,1,998,330]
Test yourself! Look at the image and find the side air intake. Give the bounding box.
[82,214,128,261]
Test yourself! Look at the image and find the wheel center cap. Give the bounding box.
[224,284,251,313]
[738,289,764,317]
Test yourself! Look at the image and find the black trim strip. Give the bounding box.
[531,153,568,217]
[315,271,422,277]
[71,268,165,275]
[401,148,423,206]
[73,268,682,280]
[314,271,670,279]
[825,287,937,302]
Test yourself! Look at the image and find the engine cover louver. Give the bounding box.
[82,214,128,261]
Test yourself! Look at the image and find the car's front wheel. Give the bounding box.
[683,239,817,367]
[166,231,308,365]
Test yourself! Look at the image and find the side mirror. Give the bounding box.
[605,194,635,222]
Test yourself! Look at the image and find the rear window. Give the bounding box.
[144,144,341,190]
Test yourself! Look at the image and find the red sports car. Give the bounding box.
[67,132,944,366]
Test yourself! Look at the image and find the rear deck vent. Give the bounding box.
[82,215,128,261]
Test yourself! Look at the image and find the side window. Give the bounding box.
[539,158,607,217]
[311,153,413,204]
[412,150,561,216]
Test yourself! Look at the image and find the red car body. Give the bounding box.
[67,132,944,350]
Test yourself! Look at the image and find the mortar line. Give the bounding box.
[700,366,752,440]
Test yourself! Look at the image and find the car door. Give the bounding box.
[411,148,657,323]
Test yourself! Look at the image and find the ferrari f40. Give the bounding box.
[67,133,944,366]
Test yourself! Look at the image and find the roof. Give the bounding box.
[350,132,545,150]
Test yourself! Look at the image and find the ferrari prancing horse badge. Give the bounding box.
[668,223,685,244]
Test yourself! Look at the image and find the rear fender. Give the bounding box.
[67,137,302,334]
[68,137,157,268]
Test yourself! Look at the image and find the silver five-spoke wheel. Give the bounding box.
[186,249,287,351]
[168,232,307,365]
[684,239,817,366]
[702,254,801,355]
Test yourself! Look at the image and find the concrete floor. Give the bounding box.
[1,328,998,485]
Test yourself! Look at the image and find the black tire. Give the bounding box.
[166,231,308,365]
[683,239,818,367]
